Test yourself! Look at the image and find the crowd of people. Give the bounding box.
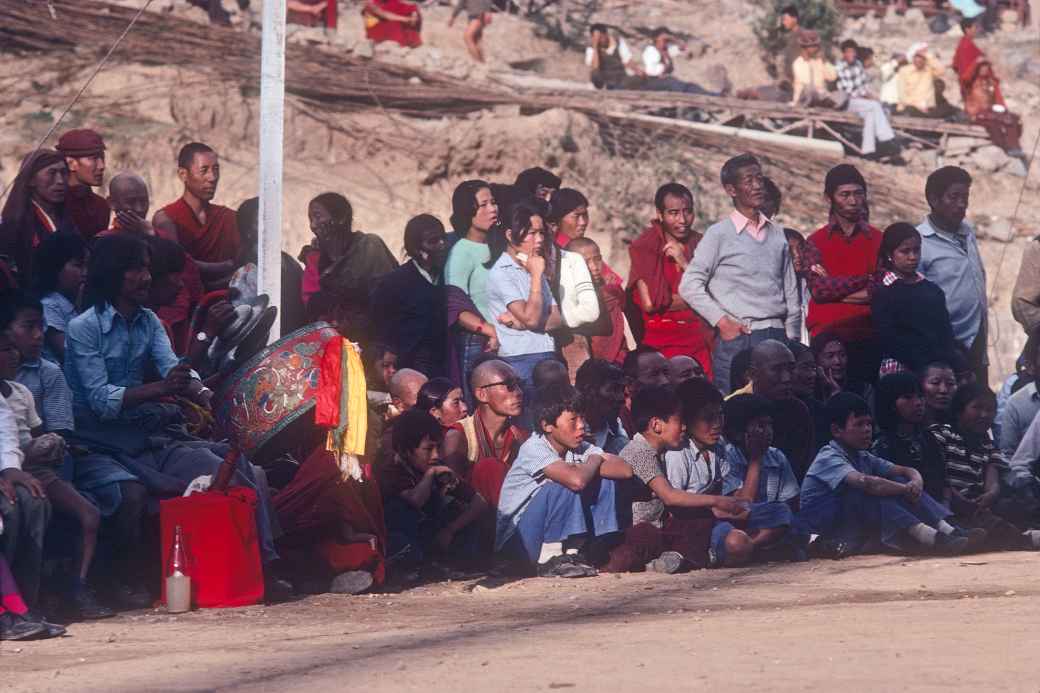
[1,123,1040,644]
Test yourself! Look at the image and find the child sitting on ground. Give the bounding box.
[800,392,984,558]
[931,383,1040,551]
[378,408,489,573]
[496,383,632,578]
[33,232,87,366]
[722,394,807,561]
[872,372,948,501]
[663,378,755,568]
[0,316,112,620]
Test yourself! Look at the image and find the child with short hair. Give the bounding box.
[496,383,632,577]
[722,394,806,560]
[378,408,489,571]
[800,392,980,557]
[32,231,88,366]
[932,383,1040,550]
[872,372,947,501]
[664,378,756,567]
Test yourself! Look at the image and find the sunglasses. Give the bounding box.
[478,378,522,393]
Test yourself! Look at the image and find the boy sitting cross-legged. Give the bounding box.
[495,383,633,578]
[800,392,985,558]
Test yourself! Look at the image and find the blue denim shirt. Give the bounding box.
[917,216,986,349]
[722,443,800,503]
[65,303,183,423]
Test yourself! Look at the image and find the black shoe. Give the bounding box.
[932,532,969,556]
[264,576,295,603]
[809,537,861,560]
[109,580,153,610]
[0,613,48,641]
[71,585,116,620]
[23,612,66,639]
[537,554,597,578]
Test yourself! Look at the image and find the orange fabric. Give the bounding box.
[315,337,343,428]
[471,457,508,509]
[160,197,240,264]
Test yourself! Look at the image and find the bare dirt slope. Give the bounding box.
[4,550,1038,692]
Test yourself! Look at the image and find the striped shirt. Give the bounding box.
[930,424,1007,500]
[16,358,75,432]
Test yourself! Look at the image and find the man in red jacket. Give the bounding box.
[627,183,713,379]
[803,164,883,389]
[56,128,111,240]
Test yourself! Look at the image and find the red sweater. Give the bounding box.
[805,223,882,341]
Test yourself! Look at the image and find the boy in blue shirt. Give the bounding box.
[495,384,632,577]
[800,392,983,557]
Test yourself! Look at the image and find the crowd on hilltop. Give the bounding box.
[2,122,1040,642]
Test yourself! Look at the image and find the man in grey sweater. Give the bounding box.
[679,153,801,394]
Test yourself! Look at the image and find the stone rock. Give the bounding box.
[944,136,979,157]
[353,40,374,59]
[986,217,1017,243]
[971,144,1009,173]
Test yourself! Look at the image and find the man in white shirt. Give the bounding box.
[585,24,643,90]
[641,27,717,95]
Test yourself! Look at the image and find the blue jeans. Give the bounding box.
[457,332,489,410]
[512,479,621,564]
[503,351,558,430]
[712,327,786,395]
[799,485,951,549]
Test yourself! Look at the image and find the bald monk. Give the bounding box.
[374,368,430,465]
[668,354,704,384]
[154,142,240,285]
[105,173,154,236]
[442,359,528,508]
[56,128,111,239]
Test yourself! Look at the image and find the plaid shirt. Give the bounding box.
[801,219,879,302]
[835,59,869,98]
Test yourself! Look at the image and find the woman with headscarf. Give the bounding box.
[444,180,501,404]
[0,150,77,287]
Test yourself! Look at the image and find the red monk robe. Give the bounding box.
[159,197,241,264]
[65,185,111,240]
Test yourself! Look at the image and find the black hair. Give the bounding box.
[786,339,812,361]
[723,393,773,443]
[781,5,799,19]
[392,408,445,456]
[826,392,871,430]
[236,197,259,262]
[310,192,353,232]
[532,357,568,390]
[874,372,923,433]
[950,382,996,424]
[589,23,608,34]
[0,290,43,333]
[548,188,589,224]
[960,17,975,31]
[1024,325,1040,369]
[810,330,845,360]
[32,231,87,294]
[877,222,921,271]
[85,234,150,310]
[403,214,445,260]
[652,26,670,39]
[918,360,955,382]
[839,39,858,52]
[145,235,186,280]
[533,383,581,433]
[653,182,693,212]
[677,377,724,429]
[632,384,681,434]
[730,347,753,393]
[514,167,561,197]
[177,142,215,170]
[925,166,972,205]
[450,179,491,234]
[575,358,624,394]
[720,153,759,188]
[484,200,544,269]
[364,342,394,371]
[622,344,662,381]
[416,377,458,412]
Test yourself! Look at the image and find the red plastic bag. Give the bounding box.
[160,488,264,608]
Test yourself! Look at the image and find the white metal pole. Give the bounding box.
[258,0,287,342]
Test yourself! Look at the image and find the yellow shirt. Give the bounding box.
[896,56,944,112]
[791,56,837,106]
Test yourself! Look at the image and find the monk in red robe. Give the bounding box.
[56,128,111,240]
[154,142,240,287]
[363,0,421,48]
[627,183,713,379]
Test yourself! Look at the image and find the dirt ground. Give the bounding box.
[4,550,1039,692]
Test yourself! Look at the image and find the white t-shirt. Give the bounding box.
[3,380,42,450]
[642,43,680,77]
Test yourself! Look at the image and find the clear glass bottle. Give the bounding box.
[166,525,192,613]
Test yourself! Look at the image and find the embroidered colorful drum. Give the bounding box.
[212,322,340,457]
